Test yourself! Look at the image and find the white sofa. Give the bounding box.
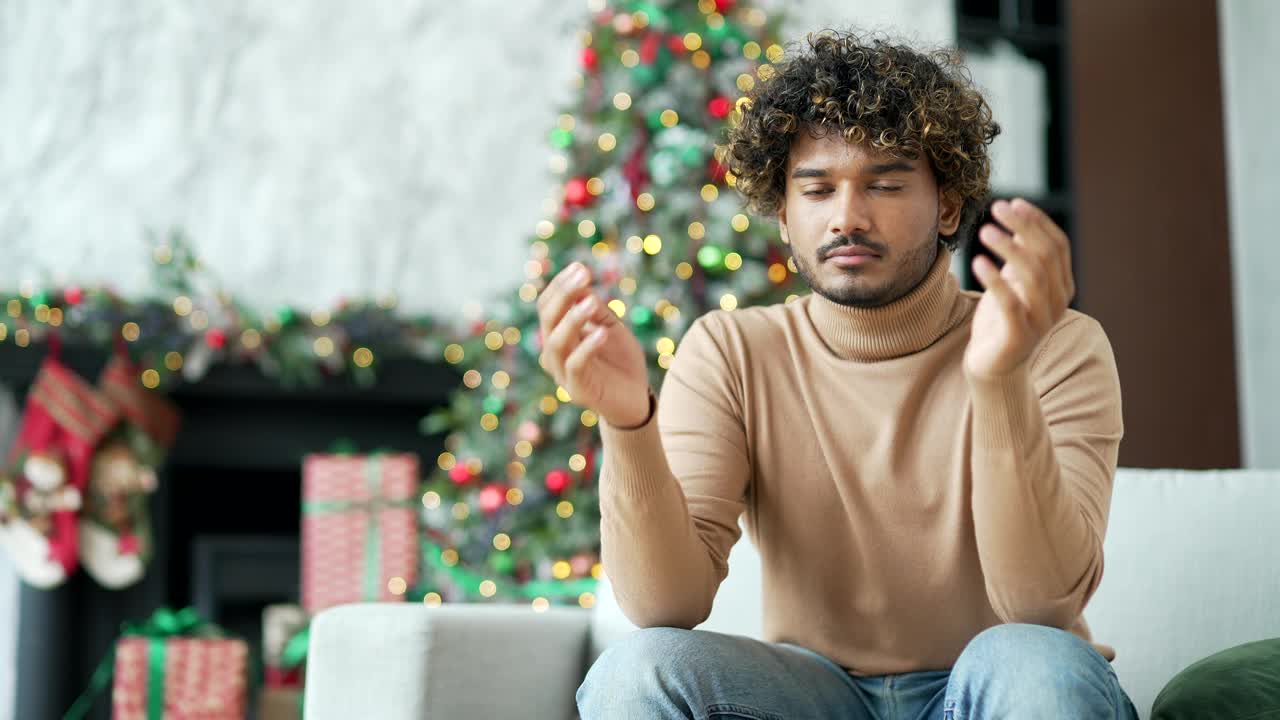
[304,468,1280,720]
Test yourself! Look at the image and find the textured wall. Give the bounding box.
[0,3,954,715]
[0,0,951,317]
[1219,0,1280,468]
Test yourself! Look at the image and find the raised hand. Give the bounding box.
[536,261,651,428]
[965,198,1077,379]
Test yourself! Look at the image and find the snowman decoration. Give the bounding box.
[0,451,82,588]
[79,442,158,588]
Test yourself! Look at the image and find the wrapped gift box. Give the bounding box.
[111,635,247,719]
[301,452,419,613]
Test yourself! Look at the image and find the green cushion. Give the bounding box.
[1152,637,1280,719]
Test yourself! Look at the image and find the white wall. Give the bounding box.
[1219,0,1280,469]
[0,3,954,717]
[0,0,950,317]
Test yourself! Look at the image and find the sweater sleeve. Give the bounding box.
[596,313,750,629]
[965,313,1124,629]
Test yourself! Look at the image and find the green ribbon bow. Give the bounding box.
[64,606,225,720]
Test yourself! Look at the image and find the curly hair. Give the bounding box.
[722,29,1001,250]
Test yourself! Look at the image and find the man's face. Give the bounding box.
[779,131,962,308]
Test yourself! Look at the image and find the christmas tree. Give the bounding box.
[416,0,798,608]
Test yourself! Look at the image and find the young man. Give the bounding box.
[539,30,1135,719]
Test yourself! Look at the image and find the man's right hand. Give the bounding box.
[536,261,651,428]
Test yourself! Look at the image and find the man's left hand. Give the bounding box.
[964,198,1076,379]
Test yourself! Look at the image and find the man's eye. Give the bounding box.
[801,189,831,196]
[872,185,903,192]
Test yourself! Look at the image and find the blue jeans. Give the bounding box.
[577,623,1140,719]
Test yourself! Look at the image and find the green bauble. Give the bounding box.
[482,395,505,415]
[698,245,725,269]
[631,306,654,328]
[277,307,296,326]
[549,128,573,149]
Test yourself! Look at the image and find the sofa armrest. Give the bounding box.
[304,602,591,720]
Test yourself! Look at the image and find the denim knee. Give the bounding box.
[945,623,1127,719]
[577,627,703,711]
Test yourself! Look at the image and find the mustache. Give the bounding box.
[817,234,887,261]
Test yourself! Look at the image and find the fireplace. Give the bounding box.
[0,346,456,719]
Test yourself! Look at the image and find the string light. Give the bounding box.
[122,322,141,342]
[423,592,442,607]
[598,133,617,152]
[642,234,662,254]
[164,352,184,371]
[613,92,632,110]
[636,193,655,211]
[353,347,374,367]
[423,490,442,509]
[173,296,193,316]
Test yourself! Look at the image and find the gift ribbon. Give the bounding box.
[303,454,416,601]
[63,606,224,720]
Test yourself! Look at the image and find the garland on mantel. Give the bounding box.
[1,229,467,390]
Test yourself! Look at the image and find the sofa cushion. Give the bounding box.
[1151,637,1280,719]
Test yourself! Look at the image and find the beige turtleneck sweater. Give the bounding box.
[597,247,1124,676]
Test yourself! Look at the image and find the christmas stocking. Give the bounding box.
[0,356,117,588]
[79,355,180,589]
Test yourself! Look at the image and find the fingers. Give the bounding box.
[537,262,593,344]
[977,224,1051,330]
[564,325,608,383]
[991,198,1074,301]
[543,290,612,384]
[972,254,1027,326]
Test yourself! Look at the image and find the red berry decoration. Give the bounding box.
[449,465,473,485]
[707,96,731,119]
[714,0,736,12]
[545,469,571,494]
[666,34,687,55]
[63,286,84,305]
[581,47,598,72]
[204,329,227,350]
[564,176,591,207]
[478,484,506,514]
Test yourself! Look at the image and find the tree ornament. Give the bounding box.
[707,95,731,119]
[63,286,84,305]
[545,469,571,494]
[478,484,506,514]
[449,465,474,485]
[564,177,592,207]
[204,328,227,350]
[581,47,598,72]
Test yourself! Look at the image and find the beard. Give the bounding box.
[793,224,942,308]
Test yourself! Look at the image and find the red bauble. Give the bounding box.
[714,0,736,12]
[63,286,84,305]
[204,329,227,350]
[545,469,571,494]
[581,47,598,72]
[666,34,687,55]
[564,177,591,207]
[478,484,506,514]
[449,465,473,485]
[640,33,662,64]
[707,96,732,119]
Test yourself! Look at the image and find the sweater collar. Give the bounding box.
[805,247,965,361]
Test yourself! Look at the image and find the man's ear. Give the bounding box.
[938,188,962,237]
[778,204,790,245]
